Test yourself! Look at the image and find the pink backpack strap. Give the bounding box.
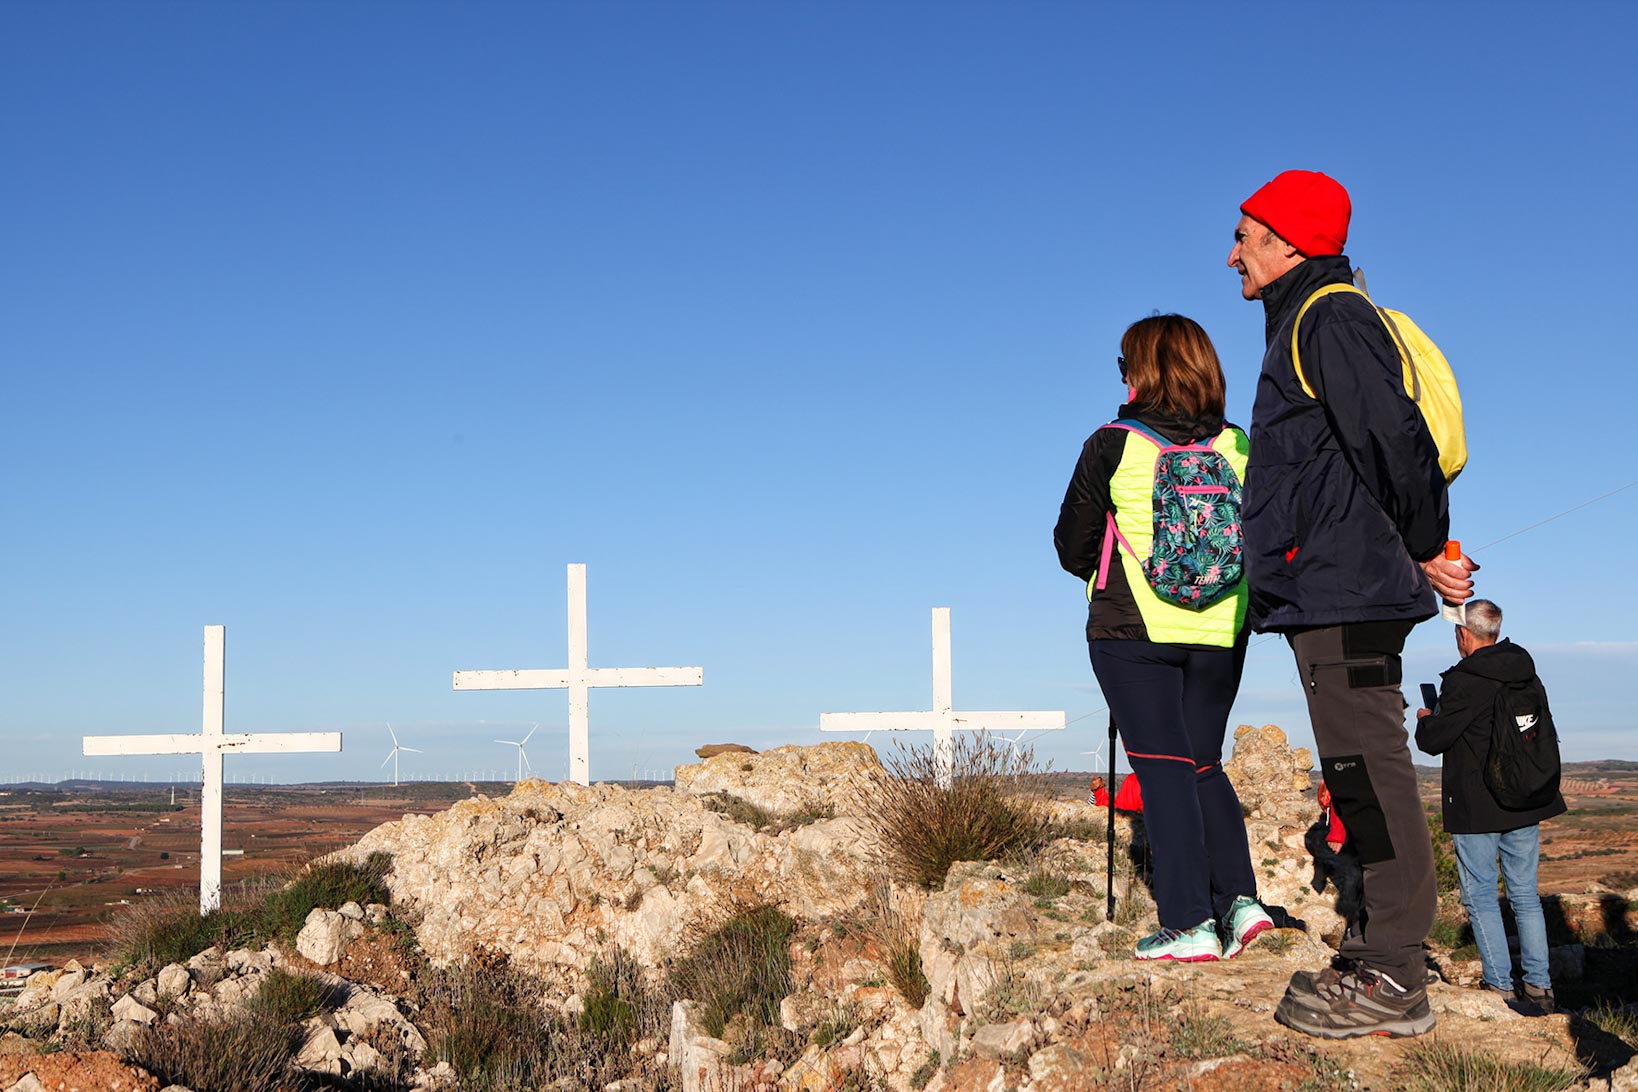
[1096,509,1138,591]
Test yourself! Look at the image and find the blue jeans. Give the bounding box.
[1452,827,1550,991]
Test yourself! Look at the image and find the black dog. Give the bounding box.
[1305,817,1365,933]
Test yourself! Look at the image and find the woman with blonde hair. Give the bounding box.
[1054,313,1271,961]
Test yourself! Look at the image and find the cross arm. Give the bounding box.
[84,732,343,756]
[950,712,1067,731]
[820,712,944,732]
[453,669,574,691]
[584,667,703,687]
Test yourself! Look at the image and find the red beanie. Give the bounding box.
[1240,170,1351,256]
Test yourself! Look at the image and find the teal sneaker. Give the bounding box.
[1221,895,1274,959]
[1135,919,1221,962]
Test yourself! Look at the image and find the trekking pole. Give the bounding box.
[1106,711,1117,923]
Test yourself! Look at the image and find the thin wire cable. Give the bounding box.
[1469,479,1638,554]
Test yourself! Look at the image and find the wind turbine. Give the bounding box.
[496,724,538,783]
[381,723,421,787]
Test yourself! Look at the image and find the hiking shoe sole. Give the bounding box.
[1135,951,1221,963]
[1273,994,1436,1039]
[1223,918,1273,959]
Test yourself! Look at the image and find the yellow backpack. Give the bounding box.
[1291,274,1467,483]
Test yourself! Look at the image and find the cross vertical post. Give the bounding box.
[83,626,343,915]
[454,563,703,786]
[821,607,1065,788]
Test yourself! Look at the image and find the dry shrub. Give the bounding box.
[125,1009,300,1092]
[856,882,929,1008]
[701,791,836,834]
[1399,1040,1585,1092]
[668,904,796,1040]
[424,948,671,1091]
[860,733,1054,889]
[106,886,265,970]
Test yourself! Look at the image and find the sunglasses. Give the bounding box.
[1117,355,1128,380]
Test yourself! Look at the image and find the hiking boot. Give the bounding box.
[1286,958,1352,999]
[1135,919,1221,962]
[1479,981,1516,1003]
[1518,981,1556,1015]
[1274,965,1436,1039]
[1221,895,1274,959]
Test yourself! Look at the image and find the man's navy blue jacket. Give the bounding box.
[1244,254,1450,632]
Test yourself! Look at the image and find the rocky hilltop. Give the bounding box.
[1,730,1630,1091]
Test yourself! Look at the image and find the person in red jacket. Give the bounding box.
[1113,771,1144,813]
[1088,775,1111,807]
[1317,780,1346,852]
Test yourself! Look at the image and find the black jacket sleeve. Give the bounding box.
[1302,305,1450,563]
[1054,429,1124,582]
[1414,670,1488,757]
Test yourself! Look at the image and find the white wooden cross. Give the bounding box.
[821,607,1065,788]
[83,626,342,915]
[454,563,703,786]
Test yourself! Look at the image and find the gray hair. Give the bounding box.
[1461,599,1503,642]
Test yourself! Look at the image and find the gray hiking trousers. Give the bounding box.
[1290,621,1436,986]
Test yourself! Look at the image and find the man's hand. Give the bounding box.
[1415,707,1432,720]
[1421,552,1478,604]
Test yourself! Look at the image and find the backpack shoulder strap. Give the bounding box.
[1289,283,1366,399]
[1098,419,1168,448]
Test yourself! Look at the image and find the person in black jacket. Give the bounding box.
[1415,600,1564,1014]
[1226,169,1476,1039]
[1055,315,1272,963]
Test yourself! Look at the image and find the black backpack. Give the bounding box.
[1483,676,1561,811]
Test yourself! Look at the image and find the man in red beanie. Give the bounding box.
[1227,170,1475,1039]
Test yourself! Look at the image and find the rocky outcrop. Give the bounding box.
[674,741,884,818]
[6,731,1613,1092]
[330,744,885,981]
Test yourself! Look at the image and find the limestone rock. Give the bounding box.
[1028,1042,1091,1090]
[694,744,757,758]
[111,995,158,1025]
[668,1001,732,1092]
[296,908,365,966]
[1224,724,1313,817]
[101,1019,147,1053]
[325,766,877,979]
[674,741,883,817]
[155,964,191,999]
[968,1019,1033,1058]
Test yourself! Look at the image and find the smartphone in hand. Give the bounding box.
[1420,683,1439,711]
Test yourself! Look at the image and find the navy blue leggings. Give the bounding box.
[1091,636,1256,929]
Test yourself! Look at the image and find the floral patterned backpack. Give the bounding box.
[1096,421,1244,609]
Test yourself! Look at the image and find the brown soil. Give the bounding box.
[0,1049,160,1091]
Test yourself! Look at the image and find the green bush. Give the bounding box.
[248,967,338,1024]
[258,851,392,943]
[108,853,394,971]
[862,734,1055,889]
[668,905,796,1039]
[579,948,648,1043]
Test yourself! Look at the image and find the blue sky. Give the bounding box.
[3,3,1636,785]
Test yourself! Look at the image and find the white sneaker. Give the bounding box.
[1221,895,1274,958]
